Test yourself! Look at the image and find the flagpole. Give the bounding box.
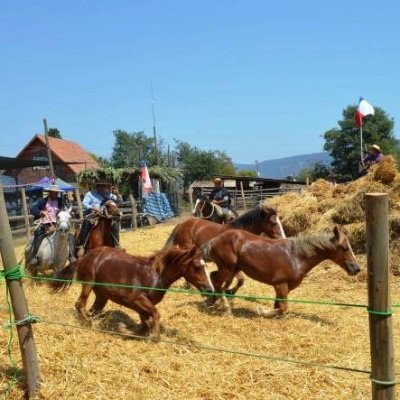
[360,123,364,163]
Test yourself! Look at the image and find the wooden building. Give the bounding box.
[6,134,99,184]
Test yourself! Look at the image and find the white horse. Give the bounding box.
[25,207,74,276]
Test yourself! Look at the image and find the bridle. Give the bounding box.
[195,198,215,220]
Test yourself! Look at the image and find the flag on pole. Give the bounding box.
[355,98,375,127]
[139,160,152,195]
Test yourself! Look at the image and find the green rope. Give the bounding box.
[3,314,41,330]
[40,318,371,376]
[27,274,369,310]
[0,266,23,282]
[367,309,393,316]
[370,376,397,386]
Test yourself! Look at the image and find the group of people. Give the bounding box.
[29,182,123,266]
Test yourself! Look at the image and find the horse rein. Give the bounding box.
[198,201,215,220]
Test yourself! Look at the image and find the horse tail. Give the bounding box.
[49,260,78,293]
[163,225,179,250]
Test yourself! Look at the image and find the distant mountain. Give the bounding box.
[235,152,332,179]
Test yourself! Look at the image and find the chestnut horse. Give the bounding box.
[75,200,121,256]
[50,245,214,339]
[201,226,360,316]
[192,195,233,223]
[164,205,286,294]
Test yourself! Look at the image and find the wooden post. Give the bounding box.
[43,118,56,181]
[74,188,84,221]
[306,177,310,188]
[0,183,41,397]
[365,193,396,400]
[240,181,247,211]
[20,187,31,240]
[129,194,138,230]
[188,187,194,212]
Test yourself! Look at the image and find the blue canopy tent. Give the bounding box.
[26,176,75,192]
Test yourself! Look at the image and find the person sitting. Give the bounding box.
[360,144,384,176]
[209,178,236,221]
[29,185,75,266]
[76,182,123,256]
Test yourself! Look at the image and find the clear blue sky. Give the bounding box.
[1,1,399,164]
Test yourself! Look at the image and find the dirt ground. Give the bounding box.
[1,215,400,399]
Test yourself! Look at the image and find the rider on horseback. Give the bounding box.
[209,178,236,221]
[76,182,123,257]
[29,184,76,266]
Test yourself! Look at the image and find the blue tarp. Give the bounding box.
[26,176,75,192]
[142,192,174,222]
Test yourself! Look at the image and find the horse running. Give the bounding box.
[25,207,73,276]
[201,226,360,316]
[76,200,121,257]
[164,205,286,294]
[50,245,214,340]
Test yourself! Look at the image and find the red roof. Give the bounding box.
[18,134,99,174]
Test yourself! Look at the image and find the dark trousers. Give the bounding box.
[32,225,46,258]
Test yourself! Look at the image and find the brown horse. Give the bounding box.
[75,200,121,257]
[164,205,286,294]
[192,194,229,223]
[50,245,214,339]
[201,226,360,316]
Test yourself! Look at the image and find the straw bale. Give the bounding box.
[373,155,398,184]
[345,222,365,254]
[330,200,364,225]
[308,179,334,199]
[281,210,312,237]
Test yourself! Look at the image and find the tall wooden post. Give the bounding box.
[43,118,55,181]
[365,193,396,400]
[129,194,138,230]
[240,181,247,211]
[188,187,194,212]
[0,183,41,397]
[20,187,31,240]
[74,188,84,221]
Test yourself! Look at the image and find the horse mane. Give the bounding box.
[151,246,194,274]
[228,206,276,229]
[290,233,334,257]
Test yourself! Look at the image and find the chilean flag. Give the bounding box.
[355,98,375,127]
[139,160,152,194]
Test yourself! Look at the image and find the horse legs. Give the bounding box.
[224,271,245,296]
[208,269,235,315]
[89,292,108,317]
[75,284,93,323]
[257,283,289,318]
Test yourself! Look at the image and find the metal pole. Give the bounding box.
[43,118,56,182]
[360,124,364,163]
[0,183,41,397]
[151,83,158,164]
[365,193,396,400]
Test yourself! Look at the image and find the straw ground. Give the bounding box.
[1,219,400,399]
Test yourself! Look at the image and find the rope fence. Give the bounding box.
[1,265,399,398]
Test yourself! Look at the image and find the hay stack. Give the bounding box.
[373,155,398,184]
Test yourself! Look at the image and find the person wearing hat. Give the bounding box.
[209,178,234,220]
[76,182,123,255]
[29,184,73,266]
[362,144,384,170]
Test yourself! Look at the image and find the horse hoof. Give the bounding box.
[117,322,133,336]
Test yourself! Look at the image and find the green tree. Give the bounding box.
[111,130,156,168]
[48,128,62,138]
[237,169,257,177]
[323,105,397,179]
[175,141,236,187]
[297,161,332,182]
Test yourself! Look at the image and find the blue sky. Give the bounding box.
[1,1,399,164]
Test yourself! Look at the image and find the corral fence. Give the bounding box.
[0,184,397,399]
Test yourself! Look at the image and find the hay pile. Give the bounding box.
[2,222,400,400]
[266,156,400,274]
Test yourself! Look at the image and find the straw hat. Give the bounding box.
[371,144,382,152]
[214,177,222,183]
[47,184,63,193]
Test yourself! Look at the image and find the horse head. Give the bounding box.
[57,206,72,234]
[180,246,215,294]
[260,206,286,239]
[329,225,360,276]
[192,196,208,217]
[102,200,121,219]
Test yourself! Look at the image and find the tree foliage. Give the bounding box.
[48,128,62,139]
[237,169,257,177]
[175,141,236,187]
[297,161,332,182]
[323,105,397,179]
